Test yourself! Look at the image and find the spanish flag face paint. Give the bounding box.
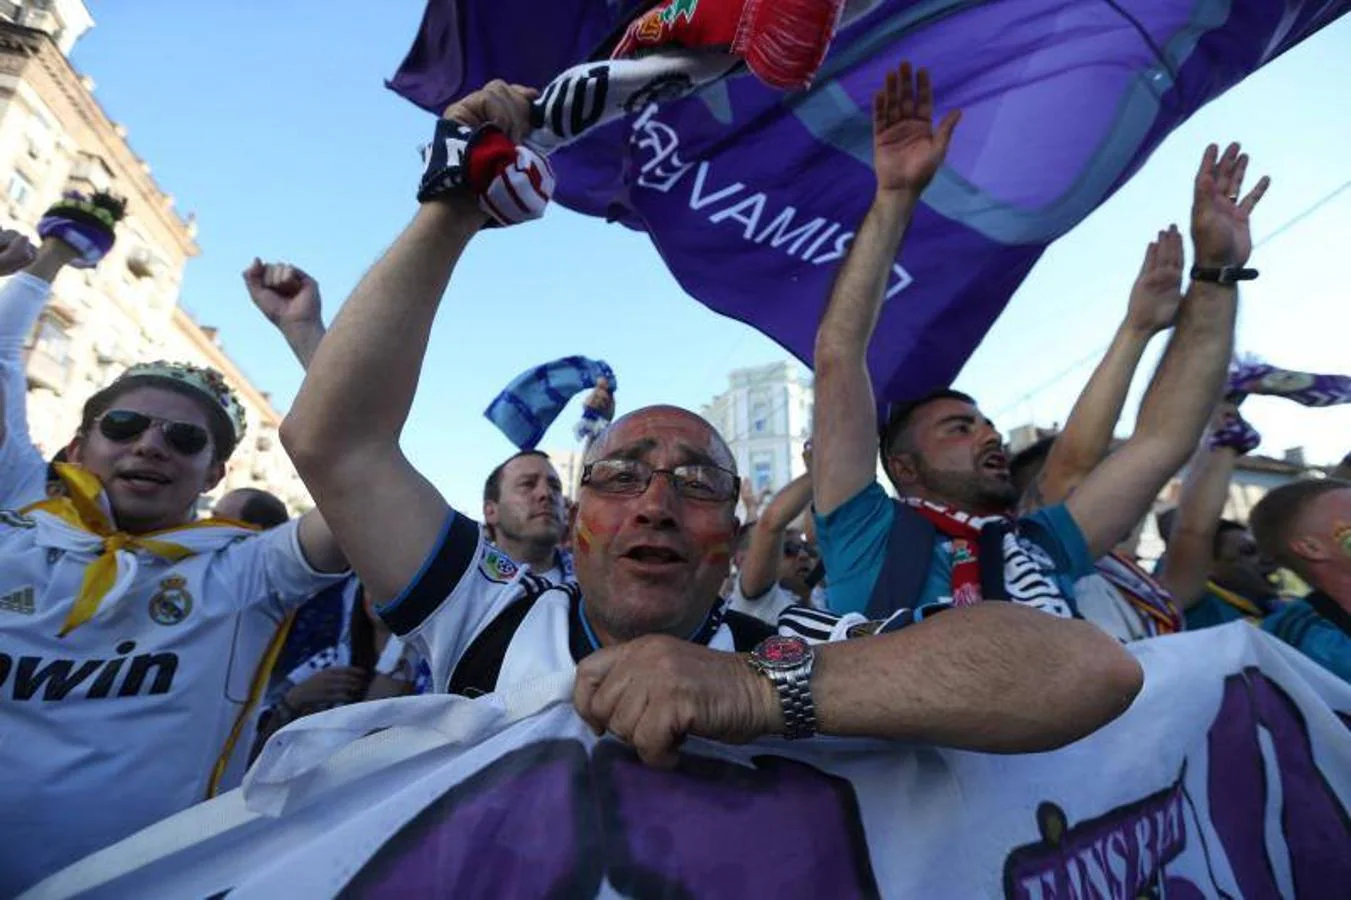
[1335,521,1351,559]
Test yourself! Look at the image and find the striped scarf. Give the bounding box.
[903,498,1074,619]
[1095,551,1183,636]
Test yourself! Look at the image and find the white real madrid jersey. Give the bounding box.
[0,458,344,895]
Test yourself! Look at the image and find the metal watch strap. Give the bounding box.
[771,665,818,740]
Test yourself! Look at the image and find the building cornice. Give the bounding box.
[0,22,199,259]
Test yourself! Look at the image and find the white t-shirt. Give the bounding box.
[0,276,346,893]
[726,575,806,625]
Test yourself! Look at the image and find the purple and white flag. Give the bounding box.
[389,1,1348,401]
[24,624,1351,899]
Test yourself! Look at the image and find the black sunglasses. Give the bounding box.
[97,409,211,457]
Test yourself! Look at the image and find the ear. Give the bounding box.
[65,435,85,465]
[1290,535,1329,564]
[885,453,920,489]
[483,500,500,526]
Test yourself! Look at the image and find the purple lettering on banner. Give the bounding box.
[594,743,879,899]
[1002,789,1192,900]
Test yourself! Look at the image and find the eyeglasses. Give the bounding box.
[784,541,818,559]
[581,458,739,503]
[96,409,211,457]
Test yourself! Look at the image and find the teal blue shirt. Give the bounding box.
[1184,585,1271,632]
[1263,597,1351,684]
[813,482,1094,616]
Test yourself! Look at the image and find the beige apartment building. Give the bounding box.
[0,7,310,513]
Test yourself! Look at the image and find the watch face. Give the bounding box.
[755,635,809,668]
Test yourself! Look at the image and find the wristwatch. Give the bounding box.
[1191,265,1258,284]
[748,635,817,740]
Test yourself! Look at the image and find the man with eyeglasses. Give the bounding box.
[0,198,348,895]
[281,65,1140,770]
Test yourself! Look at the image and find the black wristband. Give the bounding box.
[1191,265,1258,284]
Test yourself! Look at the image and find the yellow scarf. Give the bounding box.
[23,463,253,637]
[1205,580,1268,621]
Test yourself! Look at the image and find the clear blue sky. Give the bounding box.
[71,3,1349,514]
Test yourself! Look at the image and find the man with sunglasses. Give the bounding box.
[0,201,349,894]
[281,65,1140,772]
[811,64,1270,624]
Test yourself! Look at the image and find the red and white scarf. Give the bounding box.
[903,498,1074,619]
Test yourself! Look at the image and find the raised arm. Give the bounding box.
[812,63,959,515]
[1157,404,1247,609]
[280,81,535,602]
[573,601,1142,767]
[0,231,48,452]
[1020,228,1182,512]
[1066,143,1269,559]
[738,473,814,599]
[243,260,326,369]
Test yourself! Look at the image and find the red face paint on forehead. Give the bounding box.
[593,406,734,471]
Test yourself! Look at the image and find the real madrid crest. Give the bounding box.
[148,575,194,626]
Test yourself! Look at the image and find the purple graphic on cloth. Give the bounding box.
[390,1,1349,401]
[343,739,877,899]
[1207,669,1351,900]
[594,741,878,898]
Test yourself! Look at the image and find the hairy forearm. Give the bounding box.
[812,192,915,515]
[283,199,484,460]
[759,474,813,532]
[814,192,915,359]
[1029,323,1152,509]
[279,322,326,371]
[809,604,1142,752]
[1134,282,1236,455]
[740,474,813,598]
[1159,443,1237,609]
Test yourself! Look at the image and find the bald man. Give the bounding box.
[281,71,1140,768]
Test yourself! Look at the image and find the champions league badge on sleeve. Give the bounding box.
[148,576,194,626]
[479,546,520,584]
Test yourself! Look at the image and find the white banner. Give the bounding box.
[24,624,1351,899]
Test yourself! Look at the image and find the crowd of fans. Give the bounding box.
[0,61,1347,895]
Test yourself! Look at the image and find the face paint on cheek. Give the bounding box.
[1334,521,1351,558]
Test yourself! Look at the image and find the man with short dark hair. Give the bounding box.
[215,487,290,529]
[481,449,572,584]
[1249,479,1351,682]
[281,67,1140,769]
[811,74,1270,623]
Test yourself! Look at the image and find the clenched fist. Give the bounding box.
[242,258,322,330]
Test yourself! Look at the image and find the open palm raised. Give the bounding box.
[872,62,962,196]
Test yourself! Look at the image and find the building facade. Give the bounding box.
[0,10,310,513]
[701,361,814,498]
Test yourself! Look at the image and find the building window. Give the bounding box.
[750,389,771,434]
[751,452,774,493]
[7,171,33,207]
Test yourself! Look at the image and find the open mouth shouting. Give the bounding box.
[979,449,1011,479]
[620,542,690,574]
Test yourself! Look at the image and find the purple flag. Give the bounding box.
[389,1,1349,402]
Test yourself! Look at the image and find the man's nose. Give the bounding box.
[632,471,681,526]
[129,424,171,459]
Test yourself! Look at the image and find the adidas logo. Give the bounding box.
[0,585,35,615]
